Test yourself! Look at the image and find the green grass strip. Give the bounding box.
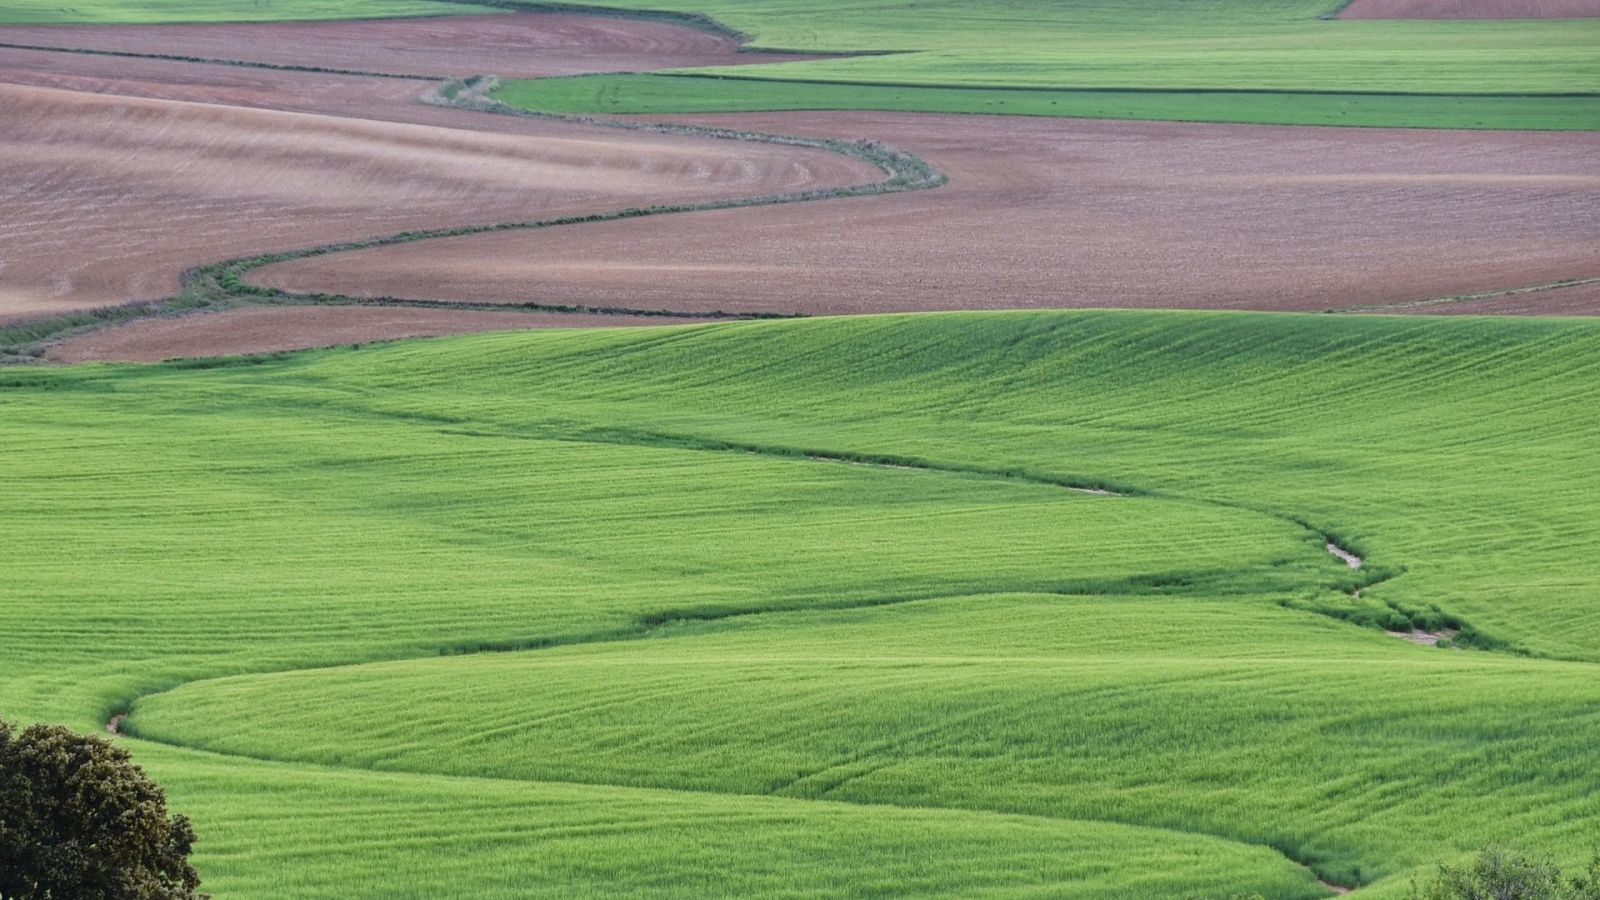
[494,72,1600,130]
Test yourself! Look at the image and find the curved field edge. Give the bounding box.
[124,740,1334,899]
[124,592,1600,892]
[491,72,1600,130]
[8,309,1600,894]
[444,0,1600,102]
[0,79,945,363]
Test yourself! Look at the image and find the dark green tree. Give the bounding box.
[0,716,203,900]
[1410,846,1600,900]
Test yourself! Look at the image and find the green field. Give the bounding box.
[495,73,1600,130]
[0,0,1591,129]
[488,0,1600,129]
[5,310,1600,896]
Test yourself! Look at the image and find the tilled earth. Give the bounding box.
[0,12,822,77]
[0,76,872,320]
[44,305,703,363]
[8,13,1599,363]
[252,111,1600,317]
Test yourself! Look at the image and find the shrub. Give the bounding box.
[1409,845,1600,900]
[0,716,203,900]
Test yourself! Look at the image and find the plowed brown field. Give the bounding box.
[1340,0,1600,17]
[0,12,820,77]
[0,82,873,320]
[11,14,1600,362]
[44,305,700,362]
[251,111,1600,316]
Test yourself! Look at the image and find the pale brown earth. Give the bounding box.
[0,80,874,321]
[1365,278,1600,314]
[45,305,701,363]
[252,111,1600,316]
[1340,0,1600,18]
[0,12,823,77]
[0,44,443,116]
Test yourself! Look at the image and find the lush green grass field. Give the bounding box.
[495,73,1600,130]
[5,0,1591,128]
[489,0,1599,128]
[525,0,1600,93]
[4,310,1600,895]
[0,0,497,24]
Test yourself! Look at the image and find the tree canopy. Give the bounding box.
[0,717,202,900]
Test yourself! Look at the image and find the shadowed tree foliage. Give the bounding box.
[0,716,203,900]
[1410,846,1600,900]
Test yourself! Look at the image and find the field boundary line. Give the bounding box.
[1329,276,1600,314]
[3,75,946,361]
[0,40,425,78]
[82,420,1530,892]
[647,70,1600,100]
[113,694,1353,892]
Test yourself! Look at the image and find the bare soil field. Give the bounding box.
[44,305,700,362]
[0,12,822,77]
[1340,0,1600,18]
[1368,279,1600,314]
[251,111,1600,316]
[0,82,874,321]
[0,44,441,117]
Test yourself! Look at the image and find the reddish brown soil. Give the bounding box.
[253,111,1600,316]
[45,305,700,363]
[0,81,874,321]
[0,13,822,78]
[1370,279,1600,315]
[1340,0,1600,18]
[0,44,440,116]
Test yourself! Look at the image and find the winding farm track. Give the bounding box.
[2,10,1597,356]
[0,76,871,321]
[103,433,1384,893]
[253,110,1600,319]
[5,12,1587,893]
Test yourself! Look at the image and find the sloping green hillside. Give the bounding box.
[4,310,1599,895]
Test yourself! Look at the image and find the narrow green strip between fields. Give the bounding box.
[493,73,1600,130]
[0,81,946,362]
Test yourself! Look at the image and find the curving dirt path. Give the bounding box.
[12,10,1600,365]
[0,80,873,322]
[251,111,1600,317]
[100,432,1384,893]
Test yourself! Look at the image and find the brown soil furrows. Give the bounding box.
[0,12,823,78]
[44,305,701,363]
[0,44,442,117]
[250,111,1600,316]
[1339,0,1600,18]
[0,83,875,321]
